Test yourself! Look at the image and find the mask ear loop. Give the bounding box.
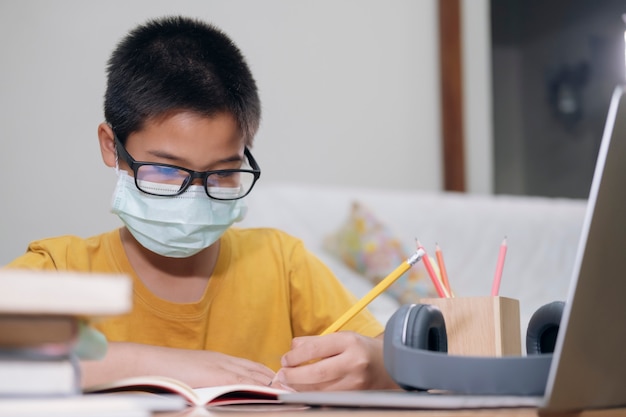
[114,149,120,175]
[107,122,120,174]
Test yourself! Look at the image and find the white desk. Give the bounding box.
[155,406,626,417]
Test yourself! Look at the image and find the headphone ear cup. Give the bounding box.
[526,301,565,354]
[404,304,448,353]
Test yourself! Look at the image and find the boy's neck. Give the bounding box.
[119,227,219,302]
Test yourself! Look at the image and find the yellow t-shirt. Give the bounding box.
[6,227,383,370]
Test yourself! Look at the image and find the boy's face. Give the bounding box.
[121,111,245,177]
[99,111,245,179]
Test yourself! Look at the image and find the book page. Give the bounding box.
[85,375,288,407]
[85,375,198,404]
[193,384,287,406]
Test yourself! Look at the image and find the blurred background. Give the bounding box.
[1,0,624,264]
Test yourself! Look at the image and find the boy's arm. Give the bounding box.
[80,342,277,389]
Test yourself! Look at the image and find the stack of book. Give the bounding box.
[0,314,80,396]
[0,269,132,398]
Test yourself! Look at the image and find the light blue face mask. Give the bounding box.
[110,171,247,258]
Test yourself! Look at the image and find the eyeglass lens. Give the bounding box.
[134,165,255,199]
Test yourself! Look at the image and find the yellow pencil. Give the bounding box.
[320,248,426,335]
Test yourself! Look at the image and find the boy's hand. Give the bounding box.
[81,342,276,388]
[274,332,398,391]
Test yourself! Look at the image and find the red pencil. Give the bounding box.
[491,237,508,296]
[435,243,452,296]
[417,241,449,298]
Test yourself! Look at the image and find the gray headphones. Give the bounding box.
[383,301,564,395]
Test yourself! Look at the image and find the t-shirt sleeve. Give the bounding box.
[286,239,384,338]
[4,242,61,270]
[3,235,104,272]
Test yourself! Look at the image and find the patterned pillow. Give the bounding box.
[324,201,438,303]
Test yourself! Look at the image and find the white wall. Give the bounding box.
[0,0,492,265]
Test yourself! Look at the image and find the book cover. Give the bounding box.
[0,350,80,396]
[0,394,185,416]
[0,269,132,316]
[0,314,79,349]
[84,375,289,407]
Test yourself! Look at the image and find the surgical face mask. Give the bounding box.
[111,171,247,258]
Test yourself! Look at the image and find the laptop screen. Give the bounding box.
[543,85,626,411]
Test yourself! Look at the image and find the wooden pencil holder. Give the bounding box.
[420,296,521,357]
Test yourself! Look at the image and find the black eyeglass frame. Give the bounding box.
[113,133,261,200]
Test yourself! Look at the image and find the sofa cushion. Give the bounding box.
[323,201,438,303]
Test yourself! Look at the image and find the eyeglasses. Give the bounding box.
[113,133,261,200]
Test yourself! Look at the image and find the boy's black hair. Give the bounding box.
[104,16,260,146]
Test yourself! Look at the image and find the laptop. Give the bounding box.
[279,84,626,412]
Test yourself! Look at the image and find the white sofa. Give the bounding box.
[239,182,587,342]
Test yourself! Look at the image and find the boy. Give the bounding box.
[5,15,397,392]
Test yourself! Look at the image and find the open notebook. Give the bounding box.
[280,84,626,412]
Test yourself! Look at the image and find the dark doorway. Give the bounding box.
[491,0,626,198]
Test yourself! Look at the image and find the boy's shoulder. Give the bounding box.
[7,230,122,271]
[27,230,120,251]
